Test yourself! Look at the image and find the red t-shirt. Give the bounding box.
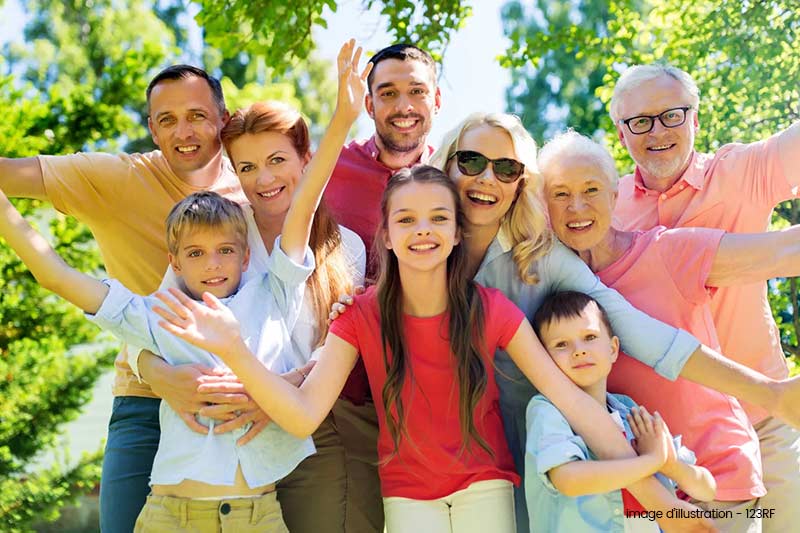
[329,284,524,499]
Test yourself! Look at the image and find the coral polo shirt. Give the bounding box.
[602,226,765,501]
[613,131,800,422]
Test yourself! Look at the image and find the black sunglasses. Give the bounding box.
[448,150,525,183]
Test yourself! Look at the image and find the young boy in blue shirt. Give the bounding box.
[0,38,372,532]
[525,291,716,532]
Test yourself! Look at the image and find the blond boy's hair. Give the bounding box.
[165,192,247,255]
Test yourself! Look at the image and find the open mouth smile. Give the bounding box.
[466,191,498,206]
[258,186,284,199]
[647,143,676,152]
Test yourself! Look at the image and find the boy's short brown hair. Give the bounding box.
[533,291,614,339]
[165,192,247,255]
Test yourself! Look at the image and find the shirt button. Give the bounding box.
[614,508,622,515]
[220,502,231,515]
[659,193,667,200]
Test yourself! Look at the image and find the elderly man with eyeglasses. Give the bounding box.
[611,64,800,531]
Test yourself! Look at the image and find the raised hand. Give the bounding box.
[154,287,243,360]
[335,38,372,125]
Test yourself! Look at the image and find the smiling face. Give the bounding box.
[448,124,523,232]
[539,302,619,392]
[384,181,459,274]
[168,224,250,300]
[227,131,310,223]
[543,155,618,253]
[148,76,228,180]
[615,74,698,191]
[366,58,441,158]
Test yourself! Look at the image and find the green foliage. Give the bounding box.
[501,0,800,357]
[0,448,104,532]
[501,0,618,144]
[0,1,175,528]
[194,0,471,70]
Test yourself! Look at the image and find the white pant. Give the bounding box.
[383,479,515,533]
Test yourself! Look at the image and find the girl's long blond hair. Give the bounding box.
[430,112,553,284]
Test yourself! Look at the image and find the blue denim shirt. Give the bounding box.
[525,393,694,532]
[473,232,700,531]
[88,238,316,488]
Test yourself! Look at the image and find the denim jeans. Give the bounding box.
[100,396,160,532]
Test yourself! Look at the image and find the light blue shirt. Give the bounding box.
[473,232,700,532]
[525,393,695,533]
[88,238,316,488]
[129,204,367,374]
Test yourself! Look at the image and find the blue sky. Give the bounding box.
[0,0,512,144]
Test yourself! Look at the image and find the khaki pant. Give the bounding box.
[133,491,288,533]
[755,416,800,532]
[383,479,515,533]
[277,398,383,533]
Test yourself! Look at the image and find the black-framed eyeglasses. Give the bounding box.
[619,106,693,135]
[448,150,525,183]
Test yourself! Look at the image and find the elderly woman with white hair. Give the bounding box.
[426,113,800,532]
[537,129,800,532]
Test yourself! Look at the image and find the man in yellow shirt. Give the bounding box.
[0,65,246,532]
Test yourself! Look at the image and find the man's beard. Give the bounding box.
[376,114,429,155]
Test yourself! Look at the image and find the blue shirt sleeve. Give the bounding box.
[266,236,315,331]
[526,395,588,495]
[541,240,700,380]
[85,279,160,355]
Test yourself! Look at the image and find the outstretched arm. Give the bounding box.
[680,345,800,429]
[0,189,107,313]
[777,121,800,189]
[707,225,800,286]
[280,39,372,262]
[153,287,356,438]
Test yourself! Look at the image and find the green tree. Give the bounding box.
[501,0,800,360]
[501,0,618,145]
[194,0,472,68]
[0,1,176,529]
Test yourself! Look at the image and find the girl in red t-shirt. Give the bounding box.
[155,165,640,533]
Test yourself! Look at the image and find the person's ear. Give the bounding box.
[610,335,620,363]
[168,253,181,274]
[241,246,251,272]
[616,125,627,147]
[148,116,160,148]
[433,86,442,115]
[365,92,375,119]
